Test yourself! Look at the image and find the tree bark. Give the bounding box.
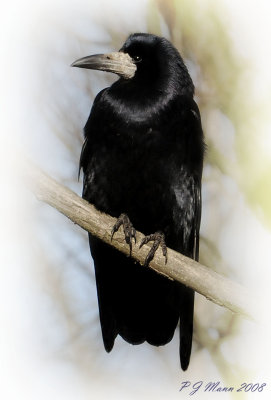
[25,162,258,320]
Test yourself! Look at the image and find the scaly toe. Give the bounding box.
[111,213,136,256]
[139,231,167,267]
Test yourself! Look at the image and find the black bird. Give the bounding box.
[72,33,204,370]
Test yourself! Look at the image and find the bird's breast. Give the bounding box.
[86,127,176,233]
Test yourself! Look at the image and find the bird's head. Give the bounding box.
[72,33,194,96]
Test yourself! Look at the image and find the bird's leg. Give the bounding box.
[111,213,136,256]
[139,231,167,267]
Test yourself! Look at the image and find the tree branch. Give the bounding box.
[25,162,257,320]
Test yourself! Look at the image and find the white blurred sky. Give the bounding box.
[1,0,271,399]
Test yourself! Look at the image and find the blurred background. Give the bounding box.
[1,0,271,399]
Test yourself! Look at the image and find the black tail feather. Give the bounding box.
[179,287,194,370]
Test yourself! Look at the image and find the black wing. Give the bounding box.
[190,100,204,263]
[79,89,107,179]
[174,98,204,370]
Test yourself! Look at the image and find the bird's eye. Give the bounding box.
[133,55,142,63]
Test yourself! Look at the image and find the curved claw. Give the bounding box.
[139,231,167,267]
[111,213,136,256]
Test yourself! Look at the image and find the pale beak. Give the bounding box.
[71,51,137,80]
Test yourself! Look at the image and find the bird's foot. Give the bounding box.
[139,231,167,267]
[111,213,136,256]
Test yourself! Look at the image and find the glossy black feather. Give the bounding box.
[79,33,204,370]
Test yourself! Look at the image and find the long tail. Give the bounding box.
[179,286,194,371]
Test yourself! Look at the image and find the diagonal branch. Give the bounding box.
[25,162,258,320]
